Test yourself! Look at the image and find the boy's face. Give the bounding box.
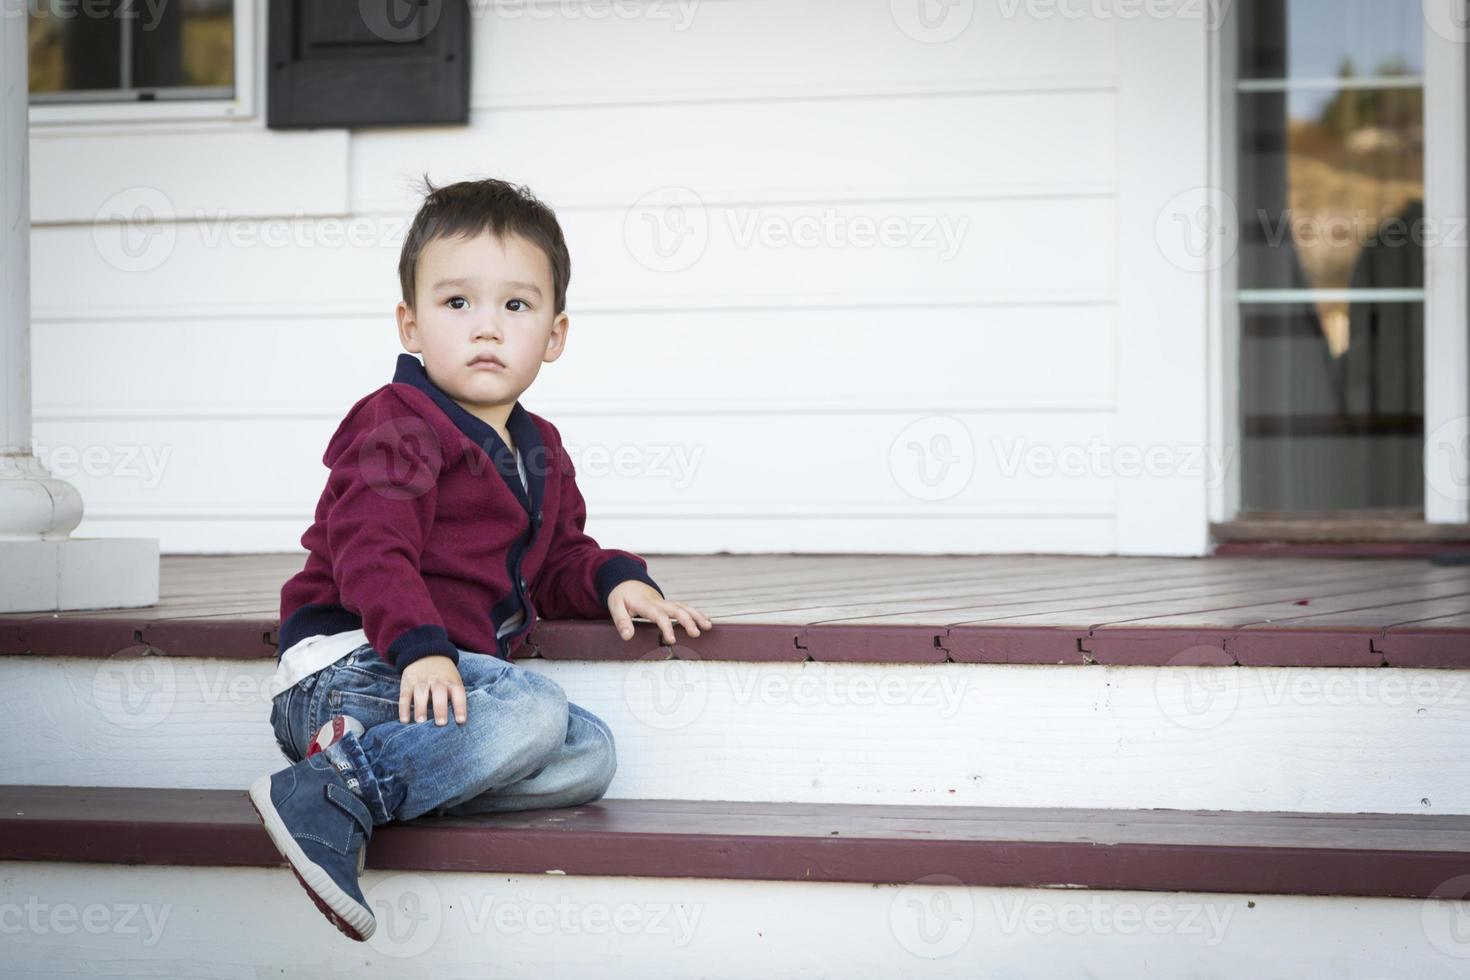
[395,230,568,422]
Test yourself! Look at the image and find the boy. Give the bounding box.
[249,177,713,941]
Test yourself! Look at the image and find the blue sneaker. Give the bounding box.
[248,749,377,941]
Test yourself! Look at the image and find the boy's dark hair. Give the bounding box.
[398,175,571,315]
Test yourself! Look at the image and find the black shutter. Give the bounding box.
[267,0,470,129]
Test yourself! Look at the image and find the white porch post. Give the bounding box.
[1,8,157,611]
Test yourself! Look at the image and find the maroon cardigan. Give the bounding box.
[278,353,662,671]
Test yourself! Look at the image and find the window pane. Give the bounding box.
[133,0,234,90]
[1240,301,1424,511]
[1240,0,1423,80]
[28,0,123,93]
[1238,87,1424,294]
[28,0,232,98]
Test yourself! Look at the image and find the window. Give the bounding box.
[28,0,235,103]
[1234,0,1425,512]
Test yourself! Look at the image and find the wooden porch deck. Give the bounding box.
[1,553,1466,668]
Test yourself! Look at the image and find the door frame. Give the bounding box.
[1207,0,1470,526]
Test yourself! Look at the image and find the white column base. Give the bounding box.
[0,537,159,612]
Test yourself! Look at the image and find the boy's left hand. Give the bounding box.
[608,580,713,645]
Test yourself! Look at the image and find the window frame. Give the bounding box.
[29,0,260,128]
[1208,0,1468,523]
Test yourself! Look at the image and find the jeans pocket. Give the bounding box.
[321,645,402,730]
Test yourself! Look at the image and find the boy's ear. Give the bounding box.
[543,310,569,363]
[396,300,422,353]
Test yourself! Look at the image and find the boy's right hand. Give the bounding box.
[399,655,468,726]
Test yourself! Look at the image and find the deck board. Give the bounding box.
[2,785,1468,899]
[0,553,1465,668]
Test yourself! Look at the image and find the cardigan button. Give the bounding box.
[534,512,543,527]
[519,577,527,591]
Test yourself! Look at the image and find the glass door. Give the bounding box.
[1235,0,1425,512]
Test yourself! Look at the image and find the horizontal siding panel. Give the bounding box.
[35,412,1119,551]
[31,198,1115,311]
[30,129,350,225]
[353,92,1116,212]
[32,307,1116,414]
[68,515,1119,555]
[467,0,1115,106]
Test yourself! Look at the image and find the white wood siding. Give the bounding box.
[28,0,1214,555]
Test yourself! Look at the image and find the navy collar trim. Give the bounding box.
[392,352,542,515]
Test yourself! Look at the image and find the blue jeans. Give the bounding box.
[268,643,616,826]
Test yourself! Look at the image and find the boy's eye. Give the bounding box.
[446,296,468,310]
[506,298,530,312]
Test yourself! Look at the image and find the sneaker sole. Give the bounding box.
[248,774,376,941]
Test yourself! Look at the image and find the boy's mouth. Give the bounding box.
[468,353,507,370]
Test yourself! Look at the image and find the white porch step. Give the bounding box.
[2,654,1467,814]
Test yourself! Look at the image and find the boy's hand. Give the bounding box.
[399,655,468,726]
[608,580,713,646]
